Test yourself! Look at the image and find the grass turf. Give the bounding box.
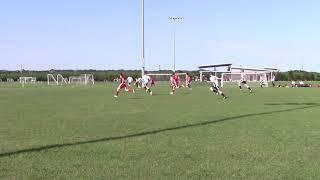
[1,82,320,179]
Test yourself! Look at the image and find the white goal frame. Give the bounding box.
[19,77,36,84]
[47,74,68,85]
[147,73,187,86]
[69,74,95,85]
[221,72,269,87]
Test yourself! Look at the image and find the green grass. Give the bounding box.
[1,82,320,179]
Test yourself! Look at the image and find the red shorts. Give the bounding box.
[118,83,127,89]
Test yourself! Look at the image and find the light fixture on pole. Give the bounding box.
[168,17,183,72]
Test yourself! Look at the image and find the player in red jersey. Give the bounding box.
[114,73,134,98]
[170,72,180,94]
[150,76,155,87]
[185,72,192,89]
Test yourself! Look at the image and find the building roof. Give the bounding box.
[198,63,232,69]
[231,67,272,72]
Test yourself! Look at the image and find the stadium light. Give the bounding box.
[168,17,183,72]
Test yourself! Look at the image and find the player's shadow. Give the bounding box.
[1,104,319,158]
[128,97,144,100]
[265,102,320,106]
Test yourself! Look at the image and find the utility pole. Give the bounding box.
[168,17,183,72]
[141,0,145,76]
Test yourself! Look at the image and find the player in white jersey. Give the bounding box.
[209,75,227,99]
[259,74,266,88]
[135,77,142,88]
[238,72,252,92]
[127,76,135,93]
[141,74,153,95]
[271,74,276,87]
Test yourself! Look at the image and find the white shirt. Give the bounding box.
[210,76,219,86]
[142,75,150,84]
[127,77,133,83]
[240,73,247,81]
[259,75,264,82]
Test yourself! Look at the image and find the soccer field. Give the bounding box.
[1,82,320,179]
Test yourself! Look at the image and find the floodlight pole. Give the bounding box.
[169,17,183,72]
[141,0,145,76]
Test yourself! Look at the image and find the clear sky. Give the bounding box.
[1,0,320,71]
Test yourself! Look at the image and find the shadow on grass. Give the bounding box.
[1,104,319,158]
[128,97,144,100]
[265,102,320,106]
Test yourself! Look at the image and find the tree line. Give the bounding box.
[0,70,320,82]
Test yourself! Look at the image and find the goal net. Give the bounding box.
[19,77,36,84]
[147,73,187,86]
[69,74,94,85]
[221,72,269,88]
[47,74,68,85]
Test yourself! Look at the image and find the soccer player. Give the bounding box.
[150,76,155,87]
[291,80,296,88]
[185,72,192,89]
[259,74,265,88]
[127,76,135,93]
[209,74,227,99]
[170,72,179,94]
[271,74,276,87]
[134,77,142,88]
[141,74,153,95]
[238,72,252,92]
[114,73,134,98]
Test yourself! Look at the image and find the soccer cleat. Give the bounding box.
[150,91,153,96]
[113,95,118,98]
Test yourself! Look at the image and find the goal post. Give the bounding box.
[47,74,68,85]
[19,77,36,84]
[57,74,68,85]
[221,72,269,88]
[69,74,94,85]
[146,73,187,86]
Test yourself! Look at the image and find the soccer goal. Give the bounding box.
[19,77,37,84]
[69,74,94,85]
[6,78,14,82]
[147,73,187,86]
[221,72,269,87]
[47,74,68,85]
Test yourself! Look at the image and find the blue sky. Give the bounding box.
[1,0,320,71]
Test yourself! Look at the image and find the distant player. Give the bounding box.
[114,73,134,98]
[209,75,227,99]
[271,74,276,87]
[185,72,192,89]
[170,72,179,94]
[135,77,142,88]
[141,74,153,95]
[259,74,266,88]
[150,76,155,87]
[238,72,252,92]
